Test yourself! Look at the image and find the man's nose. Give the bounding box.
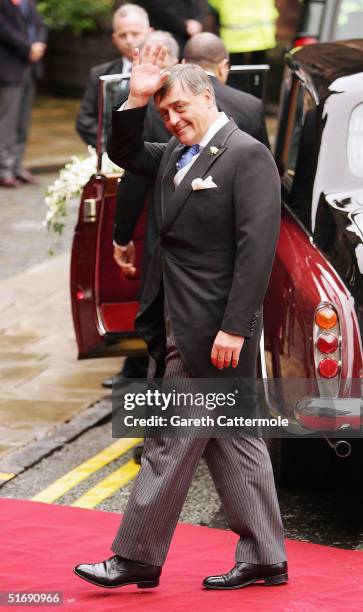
[168,110,179,125]
[125,34,135,45]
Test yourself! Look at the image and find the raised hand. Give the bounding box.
[126,43,170,108]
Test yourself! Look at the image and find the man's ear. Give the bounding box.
[216,59,229,84]
[204,87,215,107]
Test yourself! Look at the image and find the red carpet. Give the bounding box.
[1,498,363,611]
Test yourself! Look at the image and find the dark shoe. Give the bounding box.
[102,372,132,389]
[15,169,40,184]
[203,561,288,590]
[0,176,21,188]
[133,444,144,464]
[74,555,161,589]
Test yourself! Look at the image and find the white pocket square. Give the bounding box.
[191,175,218,190]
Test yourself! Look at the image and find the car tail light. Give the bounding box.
[316,332,339,354]
[313,303,341,381]
[318,358,339,379]
[315,307,337,330]
[293,36,318,49]
[76,289,85,301]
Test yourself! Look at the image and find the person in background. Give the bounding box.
[103,29,180,392]
[76,4,151,388]
[0,0,47,188]
[125,0,204,55]
[76,4,151,148]
[184,32,269,146]
[208,0,278,94]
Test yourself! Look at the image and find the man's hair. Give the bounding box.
[184,33,229,70]
[155,64,216,103]
[144,30,179,62]
[113,3,149,29]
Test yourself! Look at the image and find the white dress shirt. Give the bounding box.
[173,112,229,187]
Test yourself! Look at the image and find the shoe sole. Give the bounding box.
[73,568,159,589]
[203,573,288,589]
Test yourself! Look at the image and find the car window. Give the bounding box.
[347,102,363,178]
[97,74,130,171]
[336,0,363,39]
[280,76,318,230]
[301,0,326,36]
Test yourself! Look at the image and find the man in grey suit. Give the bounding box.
[75,43,287,591]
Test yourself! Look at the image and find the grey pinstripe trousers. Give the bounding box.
[112,321,286,567]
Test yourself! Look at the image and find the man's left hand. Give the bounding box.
[211,331,245,369]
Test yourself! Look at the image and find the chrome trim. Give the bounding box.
[83,198,97,223]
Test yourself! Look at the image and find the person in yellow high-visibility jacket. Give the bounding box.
[208,0,278,93]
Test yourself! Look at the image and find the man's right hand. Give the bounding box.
[126,43,170,109]
[113,241,136,277]
[29,42,46,63]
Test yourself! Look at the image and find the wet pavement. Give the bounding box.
[0,95,121,465]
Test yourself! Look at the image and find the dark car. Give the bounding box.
[70,44,363,482]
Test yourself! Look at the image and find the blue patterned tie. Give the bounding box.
[176,144,201,172]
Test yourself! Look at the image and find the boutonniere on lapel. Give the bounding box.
[209,146,219,157]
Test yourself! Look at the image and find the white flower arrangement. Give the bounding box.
[44,146,123,236]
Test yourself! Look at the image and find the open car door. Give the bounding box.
[70,66,270,359]
[70,74,148,358]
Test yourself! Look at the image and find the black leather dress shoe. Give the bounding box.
[102,372,131,389]
[203,561,288,589]
[74,555,161,589]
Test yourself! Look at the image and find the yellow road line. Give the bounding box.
[31,438,142,504]
[71,460,140,509]
[0,472,14,481]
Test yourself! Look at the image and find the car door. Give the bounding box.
[70,74,147,358]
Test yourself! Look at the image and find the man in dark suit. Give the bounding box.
[76,3,151,148]
[0,0,47,188]
[103,29,179,391]
[76,3,152,387]
[75,44,287,591]
[184,32,269,145]
[114,32,269,278]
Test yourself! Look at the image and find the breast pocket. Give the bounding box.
[185,187,232,232]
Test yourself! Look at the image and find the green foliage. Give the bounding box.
[37,0,114,35]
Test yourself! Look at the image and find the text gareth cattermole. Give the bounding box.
[123,390,237,411]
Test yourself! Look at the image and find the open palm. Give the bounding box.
[130,43,170,100]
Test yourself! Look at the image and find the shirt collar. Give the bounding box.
[122,57,132,72]
[198,112,229,149]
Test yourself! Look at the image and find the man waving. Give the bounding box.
[74,43,287,592]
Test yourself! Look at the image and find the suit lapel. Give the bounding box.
[160,120,238,236]
[160,141,184,218]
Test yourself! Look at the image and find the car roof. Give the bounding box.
[286,39,363,103]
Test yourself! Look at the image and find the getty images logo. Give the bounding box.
[123,389,238,411]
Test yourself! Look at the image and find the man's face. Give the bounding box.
[156,82,216,145]
[112,15,150,61]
